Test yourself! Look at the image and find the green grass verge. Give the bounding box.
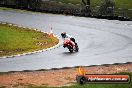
[27,72,132,88]
[0,7,14,10]
[0,7,28,12]
[0,7,41,14]
[0,23,58,57]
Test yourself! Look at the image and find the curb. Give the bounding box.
[0,22,63,59]
[1,62,132,73]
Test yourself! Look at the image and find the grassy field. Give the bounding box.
[54,0,132,18]
[26,72,132,88]
[114,0,132,10]
[0,23,58,57]
[55,0,132,9]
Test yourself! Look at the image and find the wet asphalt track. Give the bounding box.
[0,10,132,72]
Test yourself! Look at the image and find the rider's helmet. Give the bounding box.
[61,32,66,38]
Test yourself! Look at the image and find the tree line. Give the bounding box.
[0,0,114,15]
[0,0,80,15]
[0,0,130,20]
[0,0,42,11]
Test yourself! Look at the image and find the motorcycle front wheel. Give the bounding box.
[69,49,73,53]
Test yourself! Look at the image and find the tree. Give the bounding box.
[81,0,91,16]
[82,0,90,5]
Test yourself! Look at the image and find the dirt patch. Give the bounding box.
[0,63,132,88]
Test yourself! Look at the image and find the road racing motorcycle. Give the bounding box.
[63,38,79,53]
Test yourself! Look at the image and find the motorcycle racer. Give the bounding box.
[61,32,78,51]
[61,32,76,44]
[61,32,79,52]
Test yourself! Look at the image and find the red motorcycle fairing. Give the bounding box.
[63,38,75,47]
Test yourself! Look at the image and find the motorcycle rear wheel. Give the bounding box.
[75,45,79,52]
